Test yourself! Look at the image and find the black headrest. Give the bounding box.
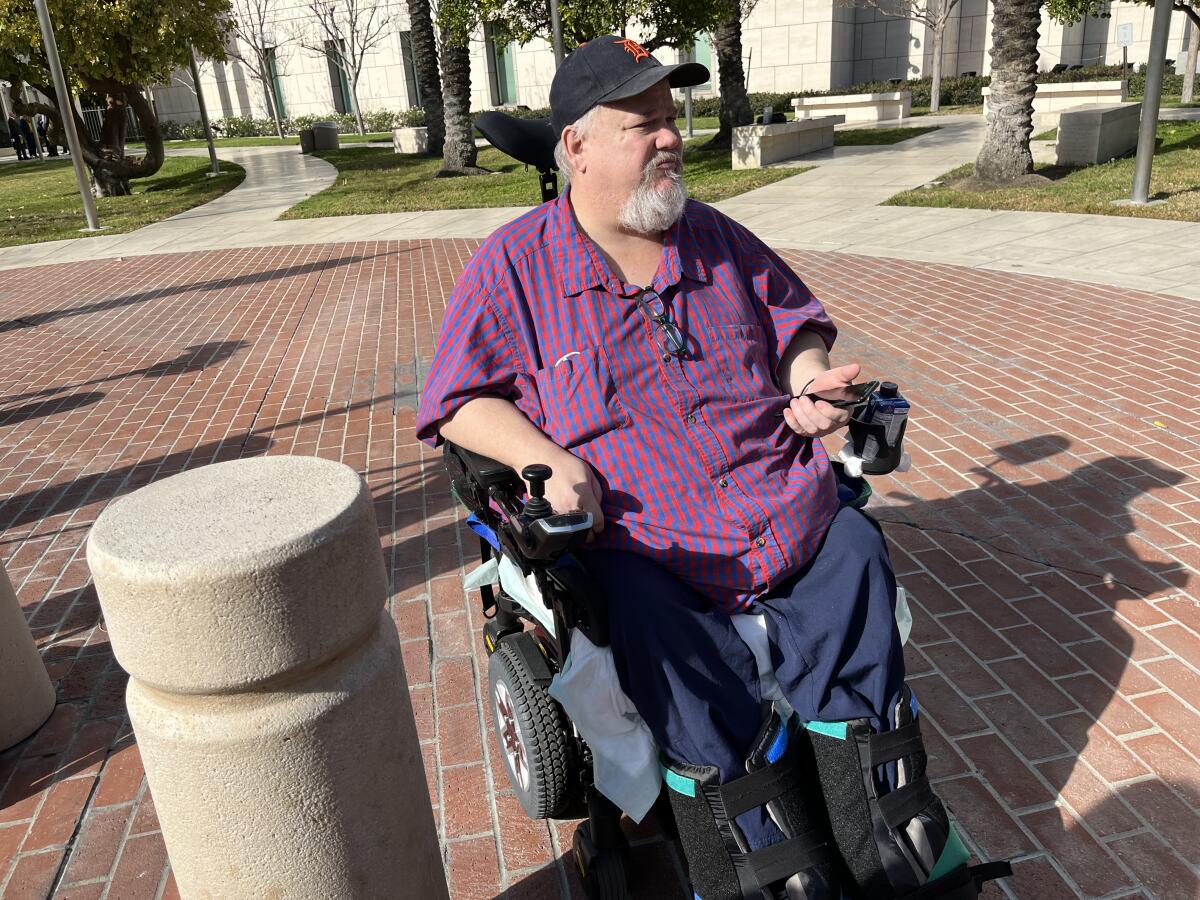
[474,111,557,172]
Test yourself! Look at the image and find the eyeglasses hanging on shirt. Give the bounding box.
[632,288,688,360]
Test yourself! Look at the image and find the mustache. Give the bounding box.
[640,151,683,184]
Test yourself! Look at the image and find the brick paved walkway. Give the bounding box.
[0,243,1197,899]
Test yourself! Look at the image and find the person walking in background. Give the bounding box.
[18,116,39,158]
[35,113,58,157]
[7,115,27,160]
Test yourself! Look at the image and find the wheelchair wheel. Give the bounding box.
[572,821,629,900]
[487,638,571,819]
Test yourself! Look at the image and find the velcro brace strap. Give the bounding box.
[717,759,803,820]
[877,777,935,830]
[868,721,924,767]
[744,830,833,886]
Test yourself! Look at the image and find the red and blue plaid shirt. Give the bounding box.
[417,191,840,612]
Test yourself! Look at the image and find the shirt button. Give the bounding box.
[718,478,728,488]
[755,537,766,547]
[662,352,671,363]
[686,414,697,425]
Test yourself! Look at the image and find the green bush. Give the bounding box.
[395,107,427,127]
[363,108,399,131]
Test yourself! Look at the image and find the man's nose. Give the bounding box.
[657,123,683,153]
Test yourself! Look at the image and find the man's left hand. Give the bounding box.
[782,363,861,438]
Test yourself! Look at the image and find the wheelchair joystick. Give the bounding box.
[521,464,554,519]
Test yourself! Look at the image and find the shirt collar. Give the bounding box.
[553,190,711,297]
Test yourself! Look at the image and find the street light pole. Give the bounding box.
[188,48,220,177]
[32,0,102,231]
[549,0,565,67]
[1130,0,1174,204]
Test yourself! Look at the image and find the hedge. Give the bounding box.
[158,63,1174,142]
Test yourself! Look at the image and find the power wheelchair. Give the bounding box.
[438,112,1013,900]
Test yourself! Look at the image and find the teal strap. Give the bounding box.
[661,765,696,798]
[804,720,848,740]
[927,826,971,882]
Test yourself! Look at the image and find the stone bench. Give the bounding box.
[732,116,845,169]
[791,92,911,123]
[982,80,1127,129]
[1055,103,1140,166]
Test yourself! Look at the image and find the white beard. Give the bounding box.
[617,152,687,235]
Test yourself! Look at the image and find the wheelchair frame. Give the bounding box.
[443,440,640,898]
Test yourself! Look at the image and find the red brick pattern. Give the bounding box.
[1,243,1197,898]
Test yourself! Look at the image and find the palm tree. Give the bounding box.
[406,0,444,156]
[704,4,753,151]
[436,24,488,176]
[974,0,1042,182]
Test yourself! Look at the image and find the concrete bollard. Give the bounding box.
[86,456,448,900]
[0,560,57,751]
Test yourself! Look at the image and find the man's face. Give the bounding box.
[573,81,687,233]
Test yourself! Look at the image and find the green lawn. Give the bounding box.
[0,156,244,247]
[884,120,1200,221]
[834,126,939,145]
[134,132,392,151]
[282,138,808,218]
[911,104,983,117]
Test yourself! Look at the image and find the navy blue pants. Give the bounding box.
[580,505,904,851]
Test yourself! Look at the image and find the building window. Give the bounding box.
[399,30,421,106]
[682,35,714,91]
[266,47,287,118]
[486,26,518,105]
[325,39,352,114]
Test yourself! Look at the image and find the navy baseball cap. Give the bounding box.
[549,35,710,137]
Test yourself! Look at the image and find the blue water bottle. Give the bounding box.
[850,381,909,475]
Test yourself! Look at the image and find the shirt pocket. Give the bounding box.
[533,346,630,450]
[710,321,773,401]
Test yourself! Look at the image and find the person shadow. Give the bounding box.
[497,435,1197,898]
[872,436,1197,898]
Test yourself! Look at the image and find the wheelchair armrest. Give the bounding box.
[446,441,522,491]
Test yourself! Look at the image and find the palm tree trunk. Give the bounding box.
[704,9,753,151]
[974,0,1041,183]
[408,0,444,156]
[437,33,486,176]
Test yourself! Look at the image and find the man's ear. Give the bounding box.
[562,127,586,176]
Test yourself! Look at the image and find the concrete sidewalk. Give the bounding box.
[2,117,1199,298]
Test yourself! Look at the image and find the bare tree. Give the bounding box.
[226,0,293,138]
[301,0,392,134]
[1184,6,1200,103]
[840,0,961,112]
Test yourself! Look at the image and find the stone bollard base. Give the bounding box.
[0,561,56,751]
[128,613,442,897]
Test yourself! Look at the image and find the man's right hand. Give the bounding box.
[534,447,605,537]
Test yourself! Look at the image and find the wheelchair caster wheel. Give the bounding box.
[572,822,629,900]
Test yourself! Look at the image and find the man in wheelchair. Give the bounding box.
[415,35,1009,900]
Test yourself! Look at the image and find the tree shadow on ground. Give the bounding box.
[0,252,383,333]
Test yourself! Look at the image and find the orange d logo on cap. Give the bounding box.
[614,38,650,62]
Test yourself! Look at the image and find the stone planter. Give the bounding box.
[393,126,428,154]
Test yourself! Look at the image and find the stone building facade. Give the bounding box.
[148,0,1197,125]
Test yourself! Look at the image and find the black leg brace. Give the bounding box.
[662,709,843,900]
[804,686,1012,899]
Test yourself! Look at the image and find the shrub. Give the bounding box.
[396,107,427,127]
[362,108,399,131]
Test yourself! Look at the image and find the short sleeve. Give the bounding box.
[748,241,837,367]
[415,288,528,446]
